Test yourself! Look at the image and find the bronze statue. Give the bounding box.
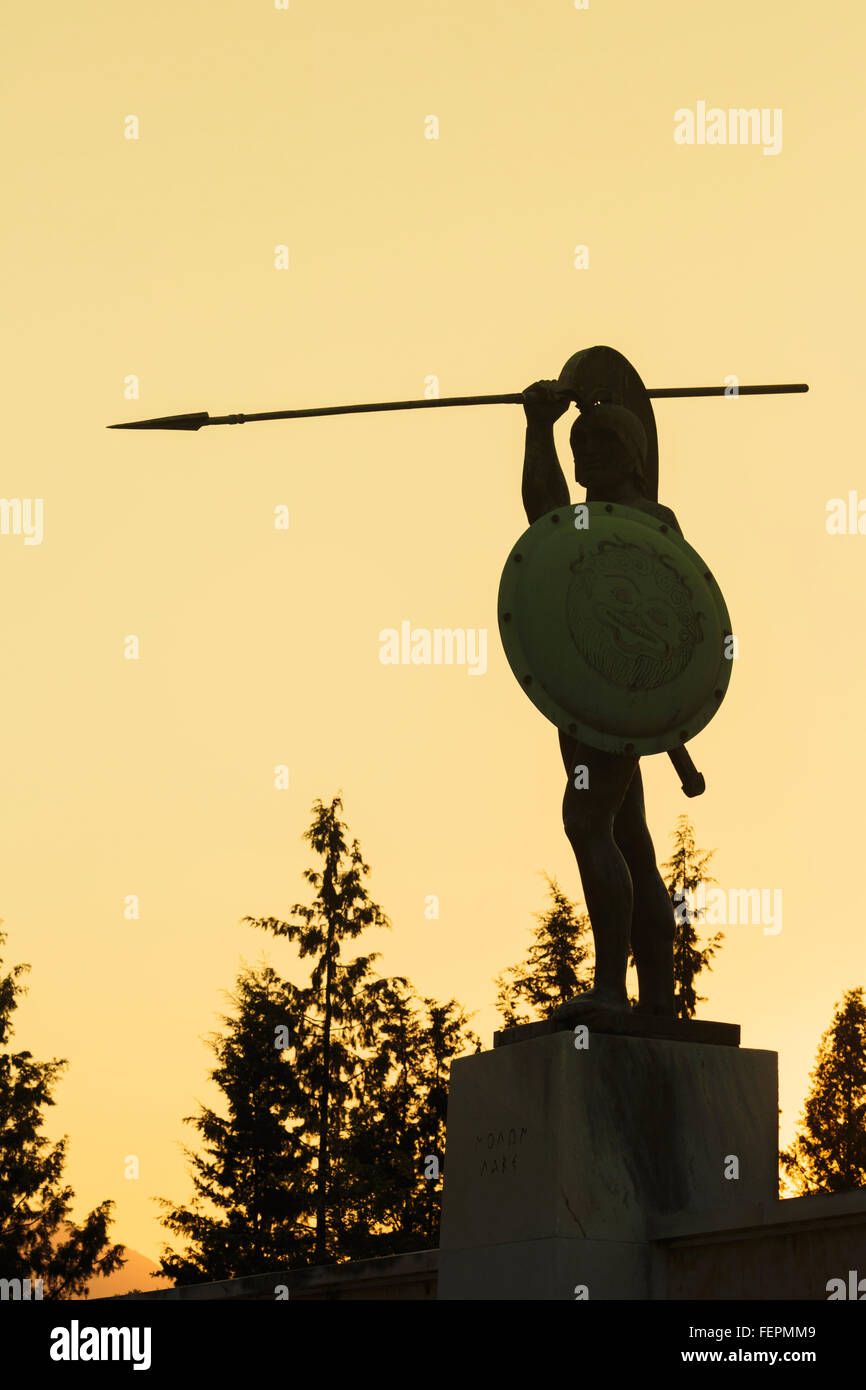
[519,362,688,1021]
[108,346,808,1029]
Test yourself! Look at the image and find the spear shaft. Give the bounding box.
[107,382,808,431]
[106,376,808,798]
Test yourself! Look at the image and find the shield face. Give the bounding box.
[498,503,732,754]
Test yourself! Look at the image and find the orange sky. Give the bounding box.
[2,0,864,1262]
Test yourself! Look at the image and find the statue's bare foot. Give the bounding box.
[552,988,630,1023]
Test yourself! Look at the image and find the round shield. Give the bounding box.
[498,502,732,754]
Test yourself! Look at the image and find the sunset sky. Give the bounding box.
[2,0,864,1265]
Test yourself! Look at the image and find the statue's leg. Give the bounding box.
[613,767,675,1016]
[554,733,637,1018]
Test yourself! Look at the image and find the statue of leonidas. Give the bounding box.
[499,348,732,1022]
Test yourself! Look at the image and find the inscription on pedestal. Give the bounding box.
[475,1125,529,1177]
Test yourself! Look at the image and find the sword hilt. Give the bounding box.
[667,746,705,797]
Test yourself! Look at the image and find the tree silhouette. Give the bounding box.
[660,816,723,1020]
[780,987,866,1195]
[494,875,593,1027]
[0,926,125,1298]
[244,795,391,1263]
[334,982,480,1257]
[155,964,315,1283]
[158,796,482,1279]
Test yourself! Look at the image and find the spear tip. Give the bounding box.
[107,411,211,431]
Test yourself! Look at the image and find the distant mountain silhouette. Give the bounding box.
[85,1246,173,1299]
[29,1221,174,1299]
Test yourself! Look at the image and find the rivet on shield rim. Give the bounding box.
[502,612,512,623]
[551,513,560,523]
[604,504,613,513]
[659,524,668,533]
[523,674,533,686]
[679,730,689,740]
[514,552,523,562]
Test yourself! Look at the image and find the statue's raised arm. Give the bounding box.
[521,380,571,524]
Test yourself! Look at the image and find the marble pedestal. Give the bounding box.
[438,1028,778,1300]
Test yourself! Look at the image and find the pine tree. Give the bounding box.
[328,974,417,1259]
[334,983,480,1257]
[408,996,481,1244]
[781,987,866,1195]
[155,963,316,1283]
[0,926,125,1298]
[159,796,484,1278]
[661,816,723,1020]
[494,876,593,1027]
[244,795,391,1264]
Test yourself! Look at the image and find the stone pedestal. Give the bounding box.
[438,1029,778,1300]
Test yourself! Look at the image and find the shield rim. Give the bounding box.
[498,502,733,754]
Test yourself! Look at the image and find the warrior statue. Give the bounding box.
[501,347,732,1023]
[521,378,680,1019]
[107,339,746,1022]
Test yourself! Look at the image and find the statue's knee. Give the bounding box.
[563,814,586,849]
[562,791,595,847]
[615,817,657,873]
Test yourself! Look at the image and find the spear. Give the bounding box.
[107,381,808,431]
[106,371,808,799]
